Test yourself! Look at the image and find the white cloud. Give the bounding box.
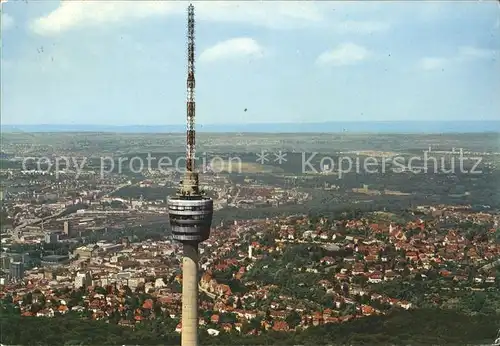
[30,1,391,36]
[31,2,184,35]
[457,46,497,60]
[333,20,390,34]
[418,46,497,70]
[418,57,448,71]
[2,13,14,30]
[316,43,371,66]
[199,37,264,63]
[195,2,323,29]
[31,1,325,35]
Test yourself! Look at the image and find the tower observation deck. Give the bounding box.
[167,4,213,346]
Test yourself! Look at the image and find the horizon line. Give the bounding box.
[2,121,499,135]
[2,120,500,127]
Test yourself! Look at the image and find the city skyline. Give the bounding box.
[2,1,500,125]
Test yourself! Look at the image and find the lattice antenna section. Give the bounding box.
[186,3,196,173]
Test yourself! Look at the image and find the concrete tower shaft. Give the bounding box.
[180,243,199,346]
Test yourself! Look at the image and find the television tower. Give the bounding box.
[167,4,213,346]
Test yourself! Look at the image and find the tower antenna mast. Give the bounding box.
[186,3,196,174]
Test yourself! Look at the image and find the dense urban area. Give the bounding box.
[1,132,499,345]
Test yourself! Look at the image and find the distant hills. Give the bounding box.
[1,121,499,133]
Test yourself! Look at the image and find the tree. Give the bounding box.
[153,301,163,317]
[249,317,263,331]
[94,286,107,295]
[220,312,237,324]
[109,310,121,324]
[240,321,252,335]
[472,292,487,312]
[1,302,500,345]
[123,285,133,296]
[352,275,368,287]
[342,304,357,316]
[125,310,134,321]
[22,292,33,305]
[2,294,13,304]
[286,311,301,329]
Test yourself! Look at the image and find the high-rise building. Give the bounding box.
[10,261,24,280]
[44,232,59,244]
[74,271,92,289]
[63,221,75,238]
[167,5,214,346]
[0,254,11,270]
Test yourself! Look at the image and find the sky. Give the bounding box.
[1,1,499,125]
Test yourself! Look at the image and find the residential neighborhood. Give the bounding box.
[1,204,498,336]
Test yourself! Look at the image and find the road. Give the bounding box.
[199,284,216,300]
[11,182,132,235]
